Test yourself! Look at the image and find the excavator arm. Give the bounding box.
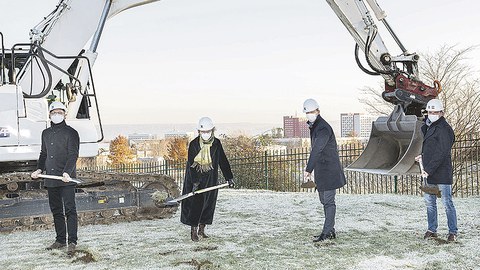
[1,0,162,165]
[326,0,439,174]
[326,0,439,116]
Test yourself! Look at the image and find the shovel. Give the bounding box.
[417,159,441,198]
[38,173,83,184]
[164,183,229,206]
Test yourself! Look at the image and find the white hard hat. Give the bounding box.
[426,99,444,112]
[303,98,319,113]
[49,101,67,112]
[197,117,214,131]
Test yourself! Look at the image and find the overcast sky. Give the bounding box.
[1,0,479,126]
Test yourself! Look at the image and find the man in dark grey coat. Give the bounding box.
[31,101,80,254]
[415,99,457,242]
[303,98,346,242]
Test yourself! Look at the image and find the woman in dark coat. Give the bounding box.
[181,117,234,241]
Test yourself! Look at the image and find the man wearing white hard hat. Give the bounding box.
[180,117,234,241]
[415,98,457,242]
[31,101,80,254]
[302,98,346,242]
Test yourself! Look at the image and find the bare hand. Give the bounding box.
[62,172,71,183]
[31,169,42,179]
[304,172,312,182]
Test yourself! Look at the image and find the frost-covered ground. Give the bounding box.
[1,190,479,270]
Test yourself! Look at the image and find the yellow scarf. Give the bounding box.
[191,135,214,173]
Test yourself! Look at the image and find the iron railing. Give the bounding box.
[81,135,480,197]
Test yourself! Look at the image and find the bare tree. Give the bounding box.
[420,45,480,136]
[358,82,393,116]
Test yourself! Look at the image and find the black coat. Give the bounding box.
[37,121,80,187]
[180,136,233,226]
[306,115,346,191]
[421,117,455,185]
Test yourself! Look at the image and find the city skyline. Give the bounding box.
[2,0,479,126]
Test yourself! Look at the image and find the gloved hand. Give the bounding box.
[192,182,200,192]
[31,169,42,179]
[62,172,71,183]
[227,179,235,188]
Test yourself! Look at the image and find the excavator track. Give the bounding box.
[0,171,180,233]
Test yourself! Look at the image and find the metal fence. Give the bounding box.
[81,135,480,197]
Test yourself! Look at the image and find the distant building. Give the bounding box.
[128,133,157,144]
[340,113,377,138]
[283,116,309,138]
[164,130,195,140]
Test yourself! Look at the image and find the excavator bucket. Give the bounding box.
[346,105,423,175]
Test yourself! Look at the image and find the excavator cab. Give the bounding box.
[346,105,423,175]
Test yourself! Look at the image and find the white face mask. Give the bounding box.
[50,113,65,124]
[200,132,212,141]
[306,113,317,122]
[428,115,440,123]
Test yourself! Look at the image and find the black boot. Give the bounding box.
[198,224,209,238]
[191,226,199,242]
[313,231,336,242]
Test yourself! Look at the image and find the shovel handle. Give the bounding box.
[194,183,229,194]
[38,174,82,184]
[416,158,427,183]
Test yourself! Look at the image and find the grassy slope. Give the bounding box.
[1,190,479,270]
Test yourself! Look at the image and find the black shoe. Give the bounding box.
[313,229,335,239]
[198,224,209,238]
[447,233,457,242]
[423,230,438,239]
[313,231,336,242]
[46,241,66,250]
[191,226,199,242]
[67,243,76,256]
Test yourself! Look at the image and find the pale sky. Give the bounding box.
[1,0,479,126]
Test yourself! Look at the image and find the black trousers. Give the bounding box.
[47,186,78,244]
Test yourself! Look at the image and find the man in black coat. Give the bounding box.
[302,98,346,242]
[31,101,80,254]
[181,117,234,241]
[416,99,457,242]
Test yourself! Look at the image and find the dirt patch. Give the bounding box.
[71,250,97,263]
[314,241,336,247]
[430,237,450,245]
[159,250,178,256]
[174,259,213,270]
[193,246,218,252]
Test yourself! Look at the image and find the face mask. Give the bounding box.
[306,113,317,122]
[50,113,65,124]
[200,132,212,141]
[428,115,440,123]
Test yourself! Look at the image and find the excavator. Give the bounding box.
[0,0,180,232]
[0,0,438,232]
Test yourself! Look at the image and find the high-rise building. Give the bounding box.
[340,113,377,138]
[283,116,310,138]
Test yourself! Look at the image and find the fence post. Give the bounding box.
[264,151,269,190]
[394,175,398,193]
